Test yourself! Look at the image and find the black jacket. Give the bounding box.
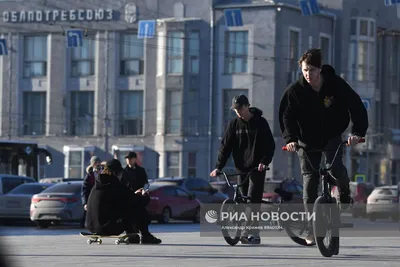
[278,65,368,149]
[120,164,148,192]
[81,166,95,206]
[215,107,275,172]
[85,173,132,235]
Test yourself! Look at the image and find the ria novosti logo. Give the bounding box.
[205,210,218,223]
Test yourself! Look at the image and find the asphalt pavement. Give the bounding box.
[0,218,399,267]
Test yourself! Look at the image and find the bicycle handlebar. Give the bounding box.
[216,166,270,188]
[281,138,365,173]
[281,138,365,151]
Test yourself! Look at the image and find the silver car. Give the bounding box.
[366,185,399,222]
[0,183,53,223]
[30,181,85,228]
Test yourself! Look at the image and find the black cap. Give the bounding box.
[124,151,137,159]
[231,94,250,110]
[106,159,123,173]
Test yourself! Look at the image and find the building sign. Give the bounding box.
[3,9,114,23]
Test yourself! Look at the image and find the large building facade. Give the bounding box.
[0,0,399,185]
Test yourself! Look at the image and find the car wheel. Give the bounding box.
[193,207,200,223]
[158,207,171,224]
[369,215,376,222]
[37,221,50,229]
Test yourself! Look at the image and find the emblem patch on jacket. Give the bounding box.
[324,96,334,108]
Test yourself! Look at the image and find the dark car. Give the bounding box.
[263,178,303,204]
[147,183,201,224]
[152,177,228,204]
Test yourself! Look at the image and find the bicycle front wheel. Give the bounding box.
[220,198,241,246]
[312,196,340,257]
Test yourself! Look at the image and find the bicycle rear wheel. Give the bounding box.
[220,198,241,246]
[312,196,340,257]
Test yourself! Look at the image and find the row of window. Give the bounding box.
[22,89,203,136]
[23,87,248,136]
[58,149,196,179]
[19,31,200,78]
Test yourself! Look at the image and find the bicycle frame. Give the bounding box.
[216,166,272,203]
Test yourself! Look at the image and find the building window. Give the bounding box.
[23,36,47,78]
[289,29,300,71]
[225,31,248,73]
[22,92,46,135]
[349,18,375,82]
[389,38,399,92]
[390,104,399,129]
[166,152,180,177]
[167,31,184,74]
[188,152,196,177]
[185,87,198,135]
[188,31,200,74]
[70,91,94,135]
[166,90,182,134]
[119,91,144,135]
[71,37,95,77]
[319,34,331,65]
[63,146,95,178]
[120,33,144,76]
[223,89,248,128]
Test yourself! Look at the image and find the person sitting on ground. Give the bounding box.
[85,159,161,244]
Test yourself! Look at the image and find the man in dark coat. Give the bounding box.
[121,151,149,192]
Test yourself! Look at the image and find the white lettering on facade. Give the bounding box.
[2,9,114,23]
[61,10,67,21]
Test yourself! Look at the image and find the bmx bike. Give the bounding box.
[216,167,311,246]
[282,138,365,257]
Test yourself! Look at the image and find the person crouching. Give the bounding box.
[85,159,141,243]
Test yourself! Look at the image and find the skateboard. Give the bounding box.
[80,232,138,245]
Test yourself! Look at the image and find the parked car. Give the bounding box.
[366,185,398,222]
[152,177,228,204]
[30,181,85,228]
[263,178,303,204]
[331,182,375,218]
[39,177,83,183]
[0,174,35,195]
[147,183,201,224]
[0,182,54,223]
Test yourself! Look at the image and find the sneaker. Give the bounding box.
[240,236,249,244]
[141,234,162,244]
[240,236,261,244]
[305,233,315,245]
[248,236,261,244]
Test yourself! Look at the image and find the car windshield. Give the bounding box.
[41,183,82,194]
[377,188,397,196]
[8,184,52,195]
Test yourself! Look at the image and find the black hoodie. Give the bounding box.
[215,107,275,172]
[85,173,132,234]
[278,65,368,149]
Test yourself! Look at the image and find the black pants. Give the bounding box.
[131,195,152,237]
[238,169,266,237]
[297,136,350,231]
